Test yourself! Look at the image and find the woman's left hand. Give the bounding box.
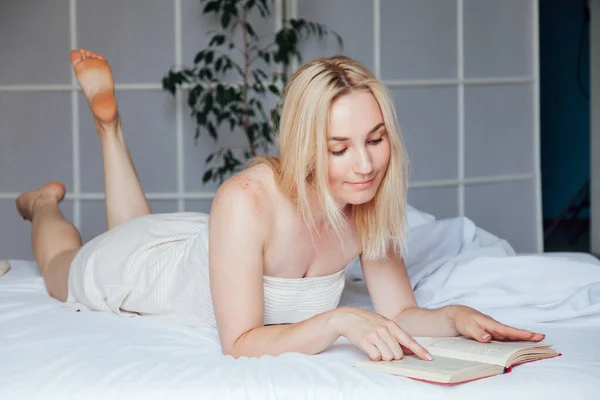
[447,305,545,343]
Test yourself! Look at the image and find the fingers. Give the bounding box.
[350,310,434,362]
[371,337,395,361]
[462,322,493,343]
[388,322,433,361]
[364,342,382,361]
[492,325,545,342]
[479,318,546,342]
[376,327,404,361]
[362,323,428,362]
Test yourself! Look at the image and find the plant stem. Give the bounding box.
[241,9,257,157]
[248,41,277,66]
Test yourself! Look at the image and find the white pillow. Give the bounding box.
[345,204,436,280]
[406,204,436,228]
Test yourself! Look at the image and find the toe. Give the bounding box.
[15,191,35,220]
[89,50,104,60]
[69,49,83,65]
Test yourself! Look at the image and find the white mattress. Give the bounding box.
[2,215,600,399]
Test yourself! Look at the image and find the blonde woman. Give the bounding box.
[17,48,544,362]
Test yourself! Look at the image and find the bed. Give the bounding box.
[2,209,600,399]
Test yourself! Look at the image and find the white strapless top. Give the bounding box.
[262,268,346,325]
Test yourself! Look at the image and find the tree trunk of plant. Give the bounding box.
[242,10,257,158]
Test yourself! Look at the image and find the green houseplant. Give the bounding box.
[162,0,342,184]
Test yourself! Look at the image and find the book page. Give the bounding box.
[416,337,546,366]
[360,355,489,374]
[356,355,500,383]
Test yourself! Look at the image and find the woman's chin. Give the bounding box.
[343,191,377,206]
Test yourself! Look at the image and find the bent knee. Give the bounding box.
[43,269,69,302]
[47,286,68,302]
[42,249,78,302]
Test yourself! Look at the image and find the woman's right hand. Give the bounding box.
[330,307,433,362]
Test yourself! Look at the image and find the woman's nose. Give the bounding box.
[354,150,374,175]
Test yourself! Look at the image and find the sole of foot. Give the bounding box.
[70,48,118,126]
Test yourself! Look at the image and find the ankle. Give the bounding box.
[31,195,59,214]
[95,117,123,140]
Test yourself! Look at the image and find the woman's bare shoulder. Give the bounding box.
[212,163,277,216]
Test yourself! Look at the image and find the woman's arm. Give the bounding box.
[209,177,339,356]
[208,177,431,360]
[361,250,545,342]
[359,250,458,337]
[227,311,341,357]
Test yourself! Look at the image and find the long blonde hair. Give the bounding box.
[249,55,409,260]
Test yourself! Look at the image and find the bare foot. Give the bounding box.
[16,182,66,221]
[70,48,118,129]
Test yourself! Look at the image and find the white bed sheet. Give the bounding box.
[1,215,600,399]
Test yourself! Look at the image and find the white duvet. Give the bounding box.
[344,214,600,325]
[1,209,600,399]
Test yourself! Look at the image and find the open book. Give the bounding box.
[355,336,560,385]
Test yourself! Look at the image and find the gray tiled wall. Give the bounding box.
[0,0,539,260]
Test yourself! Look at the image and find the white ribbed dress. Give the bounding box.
[67,212,346,327]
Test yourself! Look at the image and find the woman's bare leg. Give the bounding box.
[70,48,151,229]
[16,182,79,301]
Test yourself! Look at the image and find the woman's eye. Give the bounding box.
[330,148,347,156]
[330,139,382,156]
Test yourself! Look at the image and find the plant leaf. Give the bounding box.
[209,34,226,46]
[194,50,205,64]
[215,57,223,72]
[203,1,220,14]
[216,84,228,106]
[161,74,176,95]
[203,169,213,183]
[221,11,231,29]
[208,122,218,140]
[245,22,257,39]
[267,84,279,95]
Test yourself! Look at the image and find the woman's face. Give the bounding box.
[326,90,391,206]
